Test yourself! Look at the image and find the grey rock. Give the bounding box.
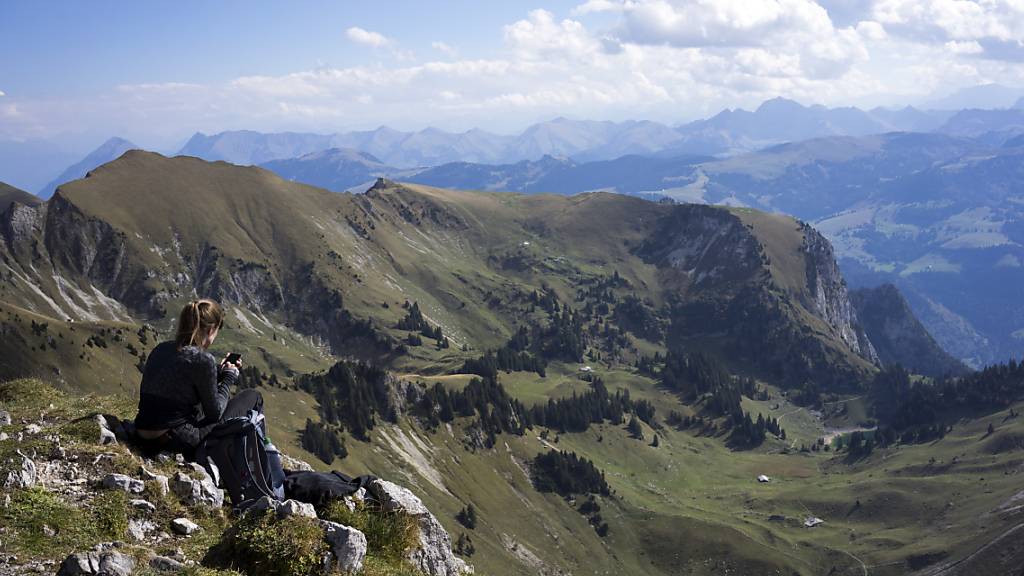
[140,467,169,497]
[368,479,473,575]
[127,519,156,541]
[3,451,36,489]
[96,415,117,446]
[279,453,315,472]
[320,520,367,574]
[245,495,280,515]
[0,432,8,441]
[0,410,10,425]
[170,518,200,536]
[23,423,41,435]
[57,550,135,576]
[130,499,157,514]
[149,555,185,572]
[102,473,145,494]
[170,471,223,509]
[277,499,317,519]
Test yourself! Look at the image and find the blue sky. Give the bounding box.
[2,1,1024,157]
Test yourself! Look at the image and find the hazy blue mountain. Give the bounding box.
[668,98,893,155]
[372,127,513,167]
[39,137,138,199]
[177,130,334,165]
[175,98,1017,172]
[407,154,708,196]
[936,108,1024,145]
[260,148,395,192]
[867,105,952,132]
[925,83,1023,110]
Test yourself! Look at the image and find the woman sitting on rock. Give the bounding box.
[134,298,264,460]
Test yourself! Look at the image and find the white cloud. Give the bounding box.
[855,20,887,40]
[504,9,600,60]
[431,41,458,57]
[0,90,5,97]
[873,0,1024,43]
[6,2,1024,144]
[573,0,625,14]
[345,26,390,48]
[946,39,984,54]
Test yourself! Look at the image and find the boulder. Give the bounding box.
[245,495,280,515]
[3,450,36,489]
[320,520,367,574]
[170,470,223,509]
[368,479,473,575]
[279,453,315,472]
[171,518,201,536]
[102,474,145,494]
[149,555,185,572]
[140,467,169,497]
[278,499,317,519]
[127,519,157,541]
[95,415,117,446]
[57,550,135,576]
[130,499,157,514]
[0,410,11,425]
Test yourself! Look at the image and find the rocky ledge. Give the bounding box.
[0,379,473,576]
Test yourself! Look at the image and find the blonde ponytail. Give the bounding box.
[175,298,225,348]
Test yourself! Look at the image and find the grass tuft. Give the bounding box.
[92,489,130,540]
[1,487,98,558]
[321,500,420,564]
[205,510,327,576]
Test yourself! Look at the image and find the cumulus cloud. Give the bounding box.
[873,0,1024,44]
[431,41,458,57]
[345,26,390,47]
[6,2,1024,144]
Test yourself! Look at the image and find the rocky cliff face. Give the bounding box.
[636,204,763,291]
[800,223,879,364]
[638,205,878,389]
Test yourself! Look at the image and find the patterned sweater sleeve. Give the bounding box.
[196,353,234,425]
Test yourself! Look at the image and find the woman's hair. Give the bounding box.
[175,299,225,348]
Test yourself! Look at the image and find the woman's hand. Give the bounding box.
[220,355,242,371]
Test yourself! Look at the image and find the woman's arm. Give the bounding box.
[196,354,236,425]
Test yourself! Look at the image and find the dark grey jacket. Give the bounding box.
[135,341,239,445]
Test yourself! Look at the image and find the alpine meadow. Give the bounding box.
[3,2,1024,576]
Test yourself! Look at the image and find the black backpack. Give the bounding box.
[198,410,285,510]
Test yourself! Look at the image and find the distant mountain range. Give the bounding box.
[174,98,965,169]
[38,95,1024,197]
